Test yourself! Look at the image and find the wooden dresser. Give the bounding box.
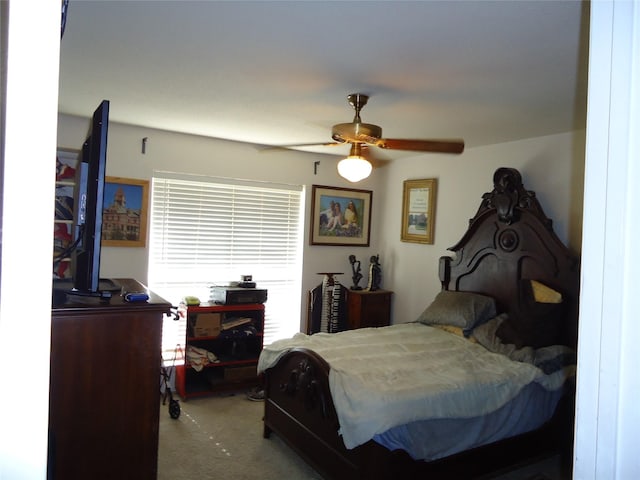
[346,289,393,329]
[48,279,170,480]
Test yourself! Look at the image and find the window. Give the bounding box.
[148,172,304,358]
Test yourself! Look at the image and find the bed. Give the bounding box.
[259,167,579,480]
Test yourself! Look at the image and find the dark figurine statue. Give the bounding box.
[367,254,382,291]
[349,254,363,290]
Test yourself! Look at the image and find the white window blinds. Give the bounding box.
[148,173,304,349]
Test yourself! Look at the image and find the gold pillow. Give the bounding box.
[530,280,562,304]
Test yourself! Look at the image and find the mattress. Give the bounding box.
[373,378,565,461]
[259,323,575,455]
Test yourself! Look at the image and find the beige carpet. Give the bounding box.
[157,392,570,480]
[157,392,323,480]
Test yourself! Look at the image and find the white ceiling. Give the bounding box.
[58,1,589,159]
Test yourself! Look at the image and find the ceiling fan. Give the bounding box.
[280,93,465,182]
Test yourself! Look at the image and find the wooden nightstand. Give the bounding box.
[346,289,393,329]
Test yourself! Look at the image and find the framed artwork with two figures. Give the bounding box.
[310,185,372,246]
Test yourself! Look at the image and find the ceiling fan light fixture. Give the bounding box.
[337,155,372,182]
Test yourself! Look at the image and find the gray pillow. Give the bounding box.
[416,290,497,331]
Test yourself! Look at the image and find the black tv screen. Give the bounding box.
[71,100,111,296]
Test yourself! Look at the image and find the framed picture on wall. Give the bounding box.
[310,185,372,246]
[401,178,437,244]
[54,148,80,279]
[102,176,149,247]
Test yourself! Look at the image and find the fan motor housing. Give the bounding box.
[331,122,382,143]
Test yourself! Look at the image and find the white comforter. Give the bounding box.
[258,323,573,450]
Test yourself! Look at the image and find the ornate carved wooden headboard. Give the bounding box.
[439,167,580,347]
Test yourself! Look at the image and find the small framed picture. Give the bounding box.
[310,185,372,246]
[102,177,149,247]
[401,178,437,244]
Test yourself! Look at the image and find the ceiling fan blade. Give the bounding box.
[262,141,344,150]
[377,138,465,154]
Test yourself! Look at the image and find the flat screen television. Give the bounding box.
[73,100,109,295]
[54,100,117,301]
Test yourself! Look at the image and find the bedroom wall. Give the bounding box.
[57,114,584,330]
[57,113,385,327]
[379,130,585,325]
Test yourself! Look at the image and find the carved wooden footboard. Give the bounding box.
[263,347,574,480]
[262,348,386,480]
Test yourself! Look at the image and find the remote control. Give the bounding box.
[124,292,149,302]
